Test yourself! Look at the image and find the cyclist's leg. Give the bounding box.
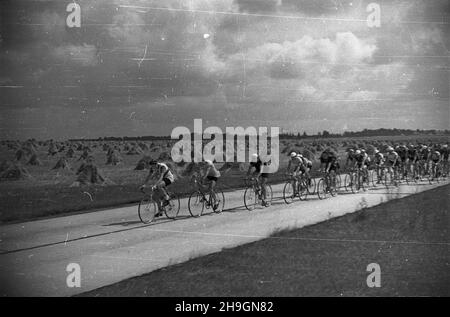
[207,177,217,203]
[156,179,170,201]
[260,175,268,202]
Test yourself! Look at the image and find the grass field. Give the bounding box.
[0,134,447,223]
[79,184,450,297]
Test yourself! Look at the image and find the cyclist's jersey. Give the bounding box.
[355,153,368,167]
[156,163,174,182]
[206,163,221,177]
[304,159,313,168]
[374,153,384,164]
[289,156,303,170]
[397,147,407,161]
[407,148,417,160]
[442,148,449,160]
[320,151,337,165]
[429,151,441,162]
[346,153,356,163]
[419,148,429,160]
[386,151,399,164]
[250,159,266,174]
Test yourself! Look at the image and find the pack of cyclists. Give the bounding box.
[139,142,448,218]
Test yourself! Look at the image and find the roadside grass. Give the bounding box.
[79,184,450,297]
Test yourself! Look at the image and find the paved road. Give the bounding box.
[0,179,448,296]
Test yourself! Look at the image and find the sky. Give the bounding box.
[0,0,449,140]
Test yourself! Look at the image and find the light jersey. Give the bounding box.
[289,156,303,169]
[374,153,384,164]
[429,151,441,161]
[206,163,221,178]
[386,151,399,162]
[156,163,174,181]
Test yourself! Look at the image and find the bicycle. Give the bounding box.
[187,175,225,217]
[370,164,385,187]
[283,173,308,204]
[317,170,338,199]
[384,164,399,187]
[428,161,442,184]
[244,177,273,211]
[138,186,180,224]
[344,167,365,193]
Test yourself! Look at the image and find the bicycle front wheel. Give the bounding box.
[188,191,204,217]
[244,186,257,211]
[317,178,327,200]
[264,184,273,207]
[164,193,181,219]
[283,181,295,204]
[307,177,316,195]
[138,197,158,224]
[212,189,225,213]
[298,179,308,201]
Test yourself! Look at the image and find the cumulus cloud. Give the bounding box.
[224,32,376,79]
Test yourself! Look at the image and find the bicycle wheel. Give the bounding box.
[306,177,316,195]
[344,173,352,192]
[298,179,308,201]
[370,169,378,187]
[188,191,204,217]
[317,178,327,200]
[350,173,360,194]
[335,174,342,192]
[283,181,295,204]
[244,186,257,211]
[263,184,273,207]
[164,192,180,219]
[329,176,338,197]
[138,197,158,224]
[212,189,225,213]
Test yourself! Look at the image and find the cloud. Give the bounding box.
[224,32,376,79]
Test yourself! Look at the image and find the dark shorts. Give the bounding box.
[162,178,172,186]
[260,173,269,178]
[207,176,218,182]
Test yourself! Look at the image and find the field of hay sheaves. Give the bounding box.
[0,135,447,223]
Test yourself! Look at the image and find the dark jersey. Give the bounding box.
[442,148,449,160]
[407,148,417,160]
[397,148,407,160]
[250,160,262,173]
[320,151,337,164]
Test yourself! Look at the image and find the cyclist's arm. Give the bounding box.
[203,167,211,180]
[156,166,167,183]
[142,170,155,186]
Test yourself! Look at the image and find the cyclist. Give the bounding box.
[319,148,338,191]
[396,145,408,177]
[428,149,441,179]
[286,152,304,195]
[202,159,221,210]
[385,146,399,181]
[345,149,356,167]
[247,153,269,206]
[407,144,418,176]
[300,154,313,184]
[373,149,385,183]
[140,160,175,216]
[354,149,369,183]
[441,144,449,176]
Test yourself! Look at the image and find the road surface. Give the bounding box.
[0,179,448,296]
